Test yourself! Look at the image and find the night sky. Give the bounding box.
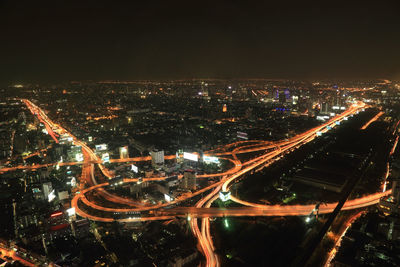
[1,1,400,83]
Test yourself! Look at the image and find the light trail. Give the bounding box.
[40,101,365,219]
[390,135,399,156]
[18,98,380,267]
[383,162,390,192]
[324,211,365,267]
[360,111,384,130]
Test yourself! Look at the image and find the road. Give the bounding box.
[16,99,386,267]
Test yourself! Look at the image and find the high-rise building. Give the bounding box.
[279,91,286,103]
[18,112,27,125]
[119,146,129,159]
[320,102,330,114]
[42,182,53,200]
[151,149,164,166]
[68,145,82,161]
[180,170,196,190]
[378,161,400,215]
[201,81,209,97]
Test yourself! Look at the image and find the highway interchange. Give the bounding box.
[2,99,390,267]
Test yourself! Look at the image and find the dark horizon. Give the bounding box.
[1,1,400,84]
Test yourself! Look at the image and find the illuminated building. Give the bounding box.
[119,146,129,159]
[201,81,209,97]
[320,102,330,114]
[151,149,165,166]
[42,182,53,200]
[219,191,231,202]
[279,90,286,103]
[67,145,82,161]
[181,170,196,190]
[222,104,227,112]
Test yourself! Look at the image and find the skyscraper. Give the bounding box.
[180,170,196,190]
[119,146,129,159]
[151,149,164,166]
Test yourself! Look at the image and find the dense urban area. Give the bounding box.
[0,79,400,266]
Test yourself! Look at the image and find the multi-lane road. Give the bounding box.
[8,99,391,267]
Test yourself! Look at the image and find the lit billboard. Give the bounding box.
[237,131,248,140]
[66,207,76,217]
[102,153,110,163]
[183,152,198,162]
[131,164,138,173]
[48,190,56,202]
[164,194,173,202]
[203,156,220,164]
[95,144,108,151]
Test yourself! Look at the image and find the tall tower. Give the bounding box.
[119,146,129,159]
[201,81,209,97]
[151,149,165,166]
[181,170,196,190]
[12,200,18,238]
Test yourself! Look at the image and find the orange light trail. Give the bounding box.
[360,111,384,130]
[16,99,381,267]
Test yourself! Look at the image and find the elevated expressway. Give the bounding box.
[15,99,388,267]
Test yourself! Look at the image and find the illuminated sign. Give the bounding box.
[95,144,108,151]
[66,207,76,217]
[48,190,56,202]
[183,152,198,162]
[316,131,322,136]
[219,191,231,202]
[32,188,41,193]
[102,153,110,163]
[88,136,93,142]
[237,131,248,140]
[343,116,348,120]
[336,121,340,125]
[164,194,173,202]
[75,153,84,162]
[203,156,220,164]
[131,164,138,173]
[332,106,340,110]
[330,112,335,117]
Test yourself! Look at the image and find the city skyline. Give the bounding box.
[1,2,400,266]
